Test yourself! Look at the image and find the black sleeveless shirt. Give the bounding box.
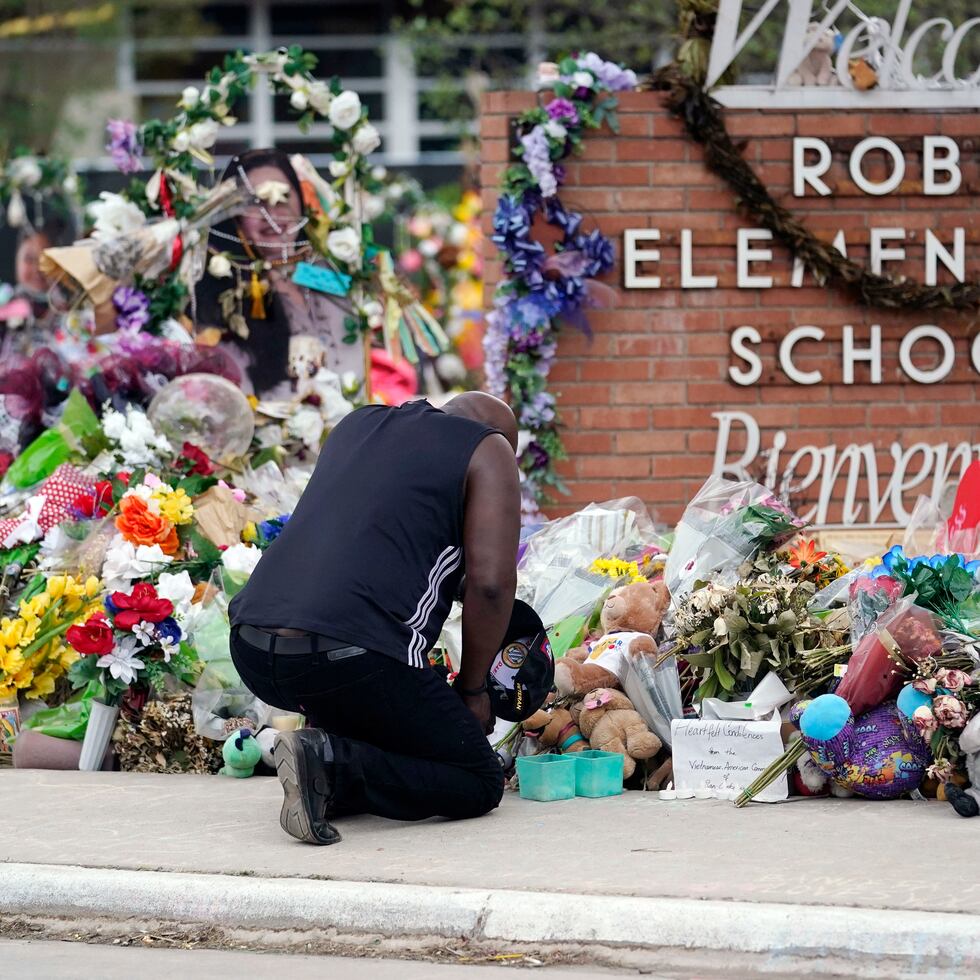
[229,399,498,667]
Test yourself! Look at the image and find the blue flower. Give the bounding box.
[881,545,905,570]
[154,617,182,646]
[259,513,291,544]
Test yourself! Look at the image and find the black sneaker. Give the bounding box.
[945,784,980,818]
[274,730,342,845]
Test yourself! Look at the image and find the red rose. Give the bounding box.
[109,582,174,630]
[72,480,115,519]
[66,613,114,656]
[181,442,213,476]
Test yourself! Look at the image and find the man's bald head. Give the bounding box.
[443,392,519,452]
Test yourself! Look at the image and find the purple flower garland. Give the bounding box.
[484,53,635,515]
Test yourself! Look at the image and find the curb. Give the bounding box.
[2,862,979,964]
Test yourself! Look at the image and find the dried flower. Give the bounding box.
[933,694,969,729]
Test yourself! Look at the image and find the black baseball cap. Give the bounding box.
[486,600,554,722]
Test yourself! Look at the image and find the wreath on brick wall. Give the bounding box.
[648,0,980,312]
[485,54,637,516]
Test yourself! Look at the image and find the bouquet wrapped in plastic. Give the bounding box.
[664,476,806,603]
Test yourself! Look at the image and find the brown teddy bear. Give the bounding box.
[574,687,662,779]
[555,579,670,698]
[522,704,588,754]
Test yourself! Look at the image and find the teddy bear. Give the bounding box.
[522,703,588,754]
[573,687,662,780]
[788,22,839,86]
[555,579,669,698]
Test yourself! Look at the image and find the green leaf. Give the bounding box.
[187,527,221,566]
[714,650,736,691]
[177,474,218,497]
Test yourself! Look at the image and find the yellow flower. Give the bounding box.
[0,649,25,678]
[84,576,101,598]
[242,521,258,544]
[0,683,15,701]
[46,575,68,600]
[27,669,58,700]
[1,617,25,650]
[457,250,476,272]
[247,395,259,410]
[153,487,194,525]
[59,644,80,670]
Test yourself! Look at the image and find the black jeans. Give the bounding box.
[230,627,504,822]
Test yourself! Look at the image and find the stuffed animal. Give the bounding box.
[555,579,669,698]
[220,727,263,777]
[792,689,930,799]
[788,22,839,86]
[945,713,980,818]
[522,704,588,754]
[574,687,662,780]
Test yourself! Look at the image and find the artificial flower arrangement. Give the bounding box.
[394,188,486,379]
[0,150,82,229]
[66,580,196,703]
[485,52,636,513]
[0,574,103,702]
[97,46,448,370]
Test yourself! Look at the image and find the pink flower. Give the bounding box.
[936,668,972,693]
[399,249,423,274]
[933,695,969,729]
[913,677,938,694]
[912,705,938,737]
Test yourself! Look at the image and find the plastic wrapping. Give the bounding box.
[235,460,312,517]
[835,596,943,717]
[621,646,684,748]
[664,475,805,603]
[517,497,665,629]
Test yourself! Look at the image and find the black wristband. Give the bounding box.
[455,681,487,697]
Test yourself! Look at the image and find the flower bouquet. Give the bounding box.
[673,562,849,702]
[67,580,197,769]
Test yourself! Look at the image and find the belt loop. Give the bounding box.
[267,631,277,671]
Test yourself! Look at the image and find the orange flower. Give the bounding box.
[788,539,827,569]
[115,495,179,556]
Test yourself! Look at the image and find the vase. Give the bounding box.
[78,699,118,771]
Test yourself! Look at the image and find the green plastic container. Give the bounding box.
[516,754,577,802]
[573,750,624,798]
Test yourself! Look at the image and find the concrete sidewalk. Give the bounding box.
[1,770,979,972]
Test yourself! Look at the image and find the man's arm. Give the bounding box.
[456,433,521,733]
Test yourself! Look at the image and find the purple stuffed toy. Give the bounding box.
[791,687,931,800]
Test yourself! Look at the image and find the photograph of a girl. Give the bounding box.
[194,148,364,400]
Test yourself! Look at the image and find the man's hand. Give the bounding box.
[458,689,494,735]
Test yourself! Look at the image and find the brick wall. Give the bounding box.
[479,91,980,526]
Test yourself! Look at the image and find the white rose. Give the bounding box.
[370,165,388,182]
[361,193,385,220]
[352,123,381,156]
[88,191,147,241]
[419,237,440,258]
[290,89,309,111]
[172,130,191,153]
[221,542,263,577]
[328,90,362,130]
[62,173,79,195]
[180,85,200,109]
[448,222,468,247]
[572,70,594,89]
[326,226,361,264]
[9,157,42,188]
[362,300,383,319]
[328,160,350,179]
[188,119,219,150]
[307,80,332,114]
[544,120,567,141]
